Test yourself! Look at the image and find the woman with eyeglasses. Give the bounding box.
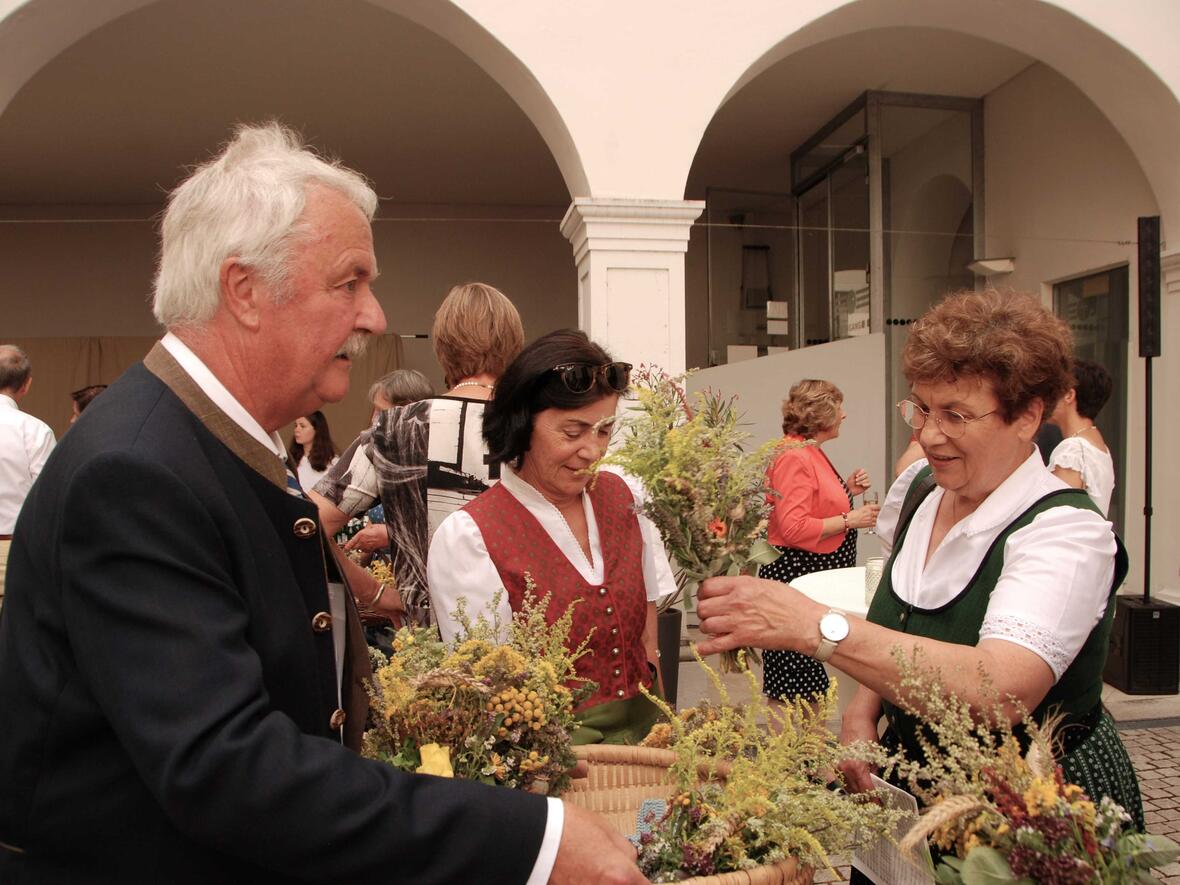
[695,289,1140,840]
[428,329,677,744]
[757,379,878,706]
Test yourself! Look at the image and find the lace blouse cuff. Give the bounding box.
[979,613,1073,680]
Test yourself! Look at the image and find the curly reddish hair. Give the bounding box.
[902,289,1073,424]
[781,379,843,438]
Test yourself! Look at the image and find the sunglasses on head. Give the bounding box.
[550,362,632,394]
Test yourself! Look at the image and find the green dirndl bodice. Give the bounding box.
[867,466,1143,830]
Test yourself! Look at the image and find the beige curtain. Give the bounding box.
[11,334,403,445]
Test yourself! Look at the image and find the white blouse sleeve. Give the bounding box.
[979,505,1116,680]
[426,511,513,643]
[876,458,928,557]
[1047,437,1086,474]
[604,468,678,602]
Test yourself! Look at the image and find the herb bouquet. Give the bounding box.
[893,655,1178,884]
[604,367,791,672]
[362,587,594,796]
[633,653,905,882]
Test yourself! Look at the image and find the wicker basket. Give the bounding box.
[565,744,813,885]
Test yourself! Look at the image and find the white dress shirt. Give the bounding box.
[428,464,678,643]
[878,451,1116,680]
[0,393,57,533]
[162,335,563,885]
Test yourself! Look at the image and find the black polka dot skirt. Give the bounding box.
[758,528,856,702]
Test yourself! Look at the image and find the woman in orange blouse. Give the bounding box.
[759,379,880,702]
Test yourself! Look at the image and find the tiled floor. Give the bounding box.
[671,646,1180,882]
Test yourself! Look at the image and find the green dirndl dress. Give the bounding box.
[867,467,1143,830]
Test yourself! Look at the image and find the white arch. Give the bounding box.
[0,0,590,196]
[710,0,1180,230]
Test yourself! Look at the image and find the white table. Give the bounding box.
[790,566,872,719]
[791,566,871,618]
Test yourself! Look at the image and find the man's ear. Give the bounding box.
[219,258,263,330]
[17,376,32,399]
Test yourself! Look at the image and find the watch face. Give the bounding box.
[820,611,850,643]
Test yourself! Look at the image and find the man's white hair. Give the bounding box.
[152,122,378,328]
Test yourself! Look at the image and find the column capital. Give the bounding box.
[560,197,704,264]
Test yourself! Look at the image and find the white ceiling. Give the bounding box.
[0,4,1032,207]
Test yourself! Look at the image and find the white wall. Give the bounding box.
[687,333,889,565]
[0,202,579,391]
[984,62,1168,592]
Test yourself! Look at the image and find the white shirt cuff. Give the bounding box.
[525,797,564,885]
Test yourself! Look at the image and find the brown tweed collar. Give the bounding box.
[143,341,288,492]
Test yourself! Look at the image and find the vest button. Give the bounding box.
[311,611,332,632]
[598,586,608,596]
[610,627,619,636]
[293,517,318,538]
[611,647,620,656]
[329,708,347,730]
[605,606,614,615]
[616,689,625,698]
[613,667,621,677]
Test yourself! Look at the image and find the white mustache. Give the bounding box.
[336,333,369,360]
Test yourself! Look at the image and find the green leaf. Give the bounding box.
[1124,833,1180,868]
[959,847,1029,885]
[935,861,965,885]
[747,538,780,566]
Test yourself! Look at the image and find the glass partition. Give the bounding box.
[880,102,977,461]
[1054,266,1129,531]
[704,188,797,364]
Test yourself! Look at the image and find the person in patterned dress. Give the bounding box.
[758,379,878,703]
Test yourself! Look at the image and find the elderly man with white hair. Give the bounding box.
[0,123,644,885]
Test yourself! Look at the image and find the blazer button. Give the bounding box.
[329,708,347,730]
[605,606,614,615]
[598,586,608,596]
[616,689,625,698]
[311,611,332,632]
[611,647,620,656]
[610,626,619,636]
[613,667,621,677]
[293,517,318,539]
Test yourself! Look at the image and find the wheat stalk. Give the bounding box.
[899,794,987,856]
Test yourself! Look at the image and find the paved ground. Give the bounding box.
[672,641,1180,882]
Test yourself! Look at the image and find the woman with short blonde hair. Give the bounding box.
[311,282,524,626]
[432,283,524,389]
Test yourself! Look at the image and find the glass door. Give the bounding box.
[1053,266,1129,532]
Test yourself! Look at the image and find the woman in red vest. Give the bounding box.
[428,329,677,744]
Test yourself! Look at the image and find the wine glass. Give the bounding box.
[863,490,880,534]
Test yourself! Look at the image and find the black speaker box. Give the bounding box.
[1104,596,1180,695]
[1138,216,1162,358]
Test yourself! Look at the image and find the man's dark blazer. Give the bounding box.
[0,344,547,883]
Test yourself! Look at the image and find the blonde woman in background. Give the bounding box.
[757,379,878,703]
[311,282,524,625]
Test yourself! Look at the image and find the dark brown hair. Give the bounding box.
[483,329,616,468]
[289,410,338,471]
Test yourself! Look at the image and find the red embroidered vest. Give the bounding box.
[464,471,652,710]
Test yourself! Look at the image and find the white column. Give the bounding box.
[560,198,704,374]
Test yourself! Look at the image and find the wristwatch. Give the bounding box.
[814,609,850,662]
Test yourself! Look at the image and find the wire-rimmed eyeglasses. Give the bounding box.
[550,362,632,394]
[896,400,998,439]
